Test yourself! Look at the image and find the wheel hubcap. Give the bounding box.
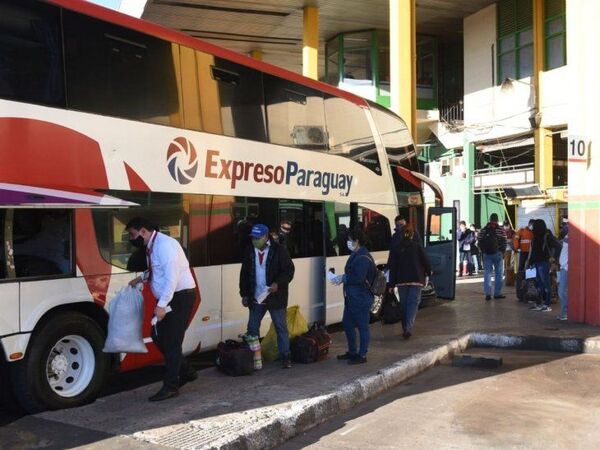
[46,335,95,398]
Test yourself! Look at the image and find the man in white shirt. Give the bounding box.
[127,217,197,402]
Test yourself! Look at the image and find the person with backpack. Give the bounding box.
[387,225,432,339]
[478,213,507,301]
[331,228,375,365]
[528,219,561,312]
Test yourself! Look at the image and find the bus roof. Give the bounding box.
[46,0,369,108]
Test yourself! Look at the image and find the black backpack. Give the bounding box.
[381,290,403,324]
[215,340,254,376]
[479,227,499,255]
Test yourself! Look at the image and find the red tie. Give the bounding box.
[258,251,265,266]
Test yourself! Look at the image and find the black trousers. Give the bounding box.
[151,289,195,390]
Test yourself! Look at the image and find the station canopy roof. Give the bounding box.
[142,0,496,74]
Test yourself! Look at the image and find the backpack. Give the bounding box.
[381,290,403,324]
[215,340,254,376]
[479,227,499,255]
[291,323,332,363]
[360,255,387,296]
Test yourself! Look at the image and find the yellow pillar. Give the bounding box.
[533,0,553,189]
[302,6,319,80]
[250,49,263,61]
[389,0,416,138]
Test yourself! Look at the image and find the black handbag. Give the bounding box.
[381,290,403,324]
[215,340,254,376]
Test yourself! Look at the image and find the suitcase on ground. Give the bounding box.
[381,290,403,324]
[291,323,331,363]
[216,340,254,376]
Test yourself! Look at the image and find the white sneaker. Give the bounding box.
[556,315,567,321]
[540,305,552,312]
[529,304,543,311]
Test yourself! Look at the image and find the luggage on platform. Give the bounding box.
[291,323,331,364]
[216,340,254,376]
[381,290,403,324]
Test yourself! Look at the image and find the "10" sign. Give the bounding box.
[568,135,591,162]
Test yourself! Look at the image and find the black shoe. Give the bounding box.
[494,294,506,299]
[148,388,179,402]
[282,356,292,369]
[179,369,198,388]
[485,295,492,301]
[337,352,357,360]
[348,356,367,365]
[402,331,412,340]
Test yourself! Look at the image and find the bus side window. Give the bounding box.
[264,75,328,151]
[92,192,188,270]
[63,10,179,126]
[12,210,72,278]
[210,59,267,143]
[0,210,7,279]
[0,0,65,107]
[324,96,381,174]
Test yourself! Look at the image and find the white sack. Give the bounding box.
[103,285,148,353]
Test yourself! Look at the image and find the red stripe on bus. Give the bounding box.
[124,162,151,191]
[46,0,369,108]
[0,118,108,190]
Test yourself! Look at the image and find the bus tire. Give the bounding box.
[10,312,110,414]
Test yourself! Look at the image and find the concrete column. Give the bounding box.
[250,49,263,61]
[389,0,416,138]
[302,6,319,80]
[567,0,600,325]
[463,140,476,225]
[533,0,553,190]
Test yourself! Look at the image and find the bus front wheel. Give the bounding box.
[11,311,110,413]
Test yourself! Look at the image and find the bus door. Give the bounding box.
[0,209,19,338]
[425,207,457,299]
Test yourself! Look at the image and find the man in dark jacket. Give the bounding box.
[390,215,421,247]
[528,219,561,312]
[478,213,507,301]
[240,224,295,368]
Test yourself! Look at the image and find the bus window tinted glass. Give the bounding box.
[278,200,324,258]
[358,205,391,252]
[0,0,65,107]
[324,96,380,174]
[264,75,328,151]
[211,59,267,142]
[63,11,179,125]
[12,210,72,278]
[369,103,417,169]
[325,202,352,256]
[92,192,187,270]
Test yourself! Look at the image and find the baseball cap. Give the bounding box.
[250,224,269,238]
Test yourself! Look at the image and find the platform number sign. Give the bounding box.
[568,136,591,162]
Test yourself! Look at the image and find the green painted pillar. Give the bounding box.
[463,139,475,225]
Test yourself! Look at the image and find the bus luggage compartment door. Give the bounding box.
[425,207,457,299]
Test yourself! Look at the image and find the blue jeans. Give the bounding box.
[398,286,422,333]
[342,295,373,358]
[558,269,568,317]
[483,252,504,296]
[534,261,552,306]
[247,304,289,359]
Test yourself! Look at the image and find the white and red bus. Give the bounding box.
[0,0,456,412]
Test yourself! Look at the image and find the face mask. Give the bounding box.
[347,240,357,252]
[252,237,267,249]
[129,235,144,248]
[528,225,533,231]
[280,227,290,235]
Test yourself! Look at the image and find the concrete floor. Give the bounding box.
[1,278,599,449]
[280,348,600,449]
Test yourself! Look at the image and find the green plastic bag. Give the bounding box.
[261,305,309,362]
